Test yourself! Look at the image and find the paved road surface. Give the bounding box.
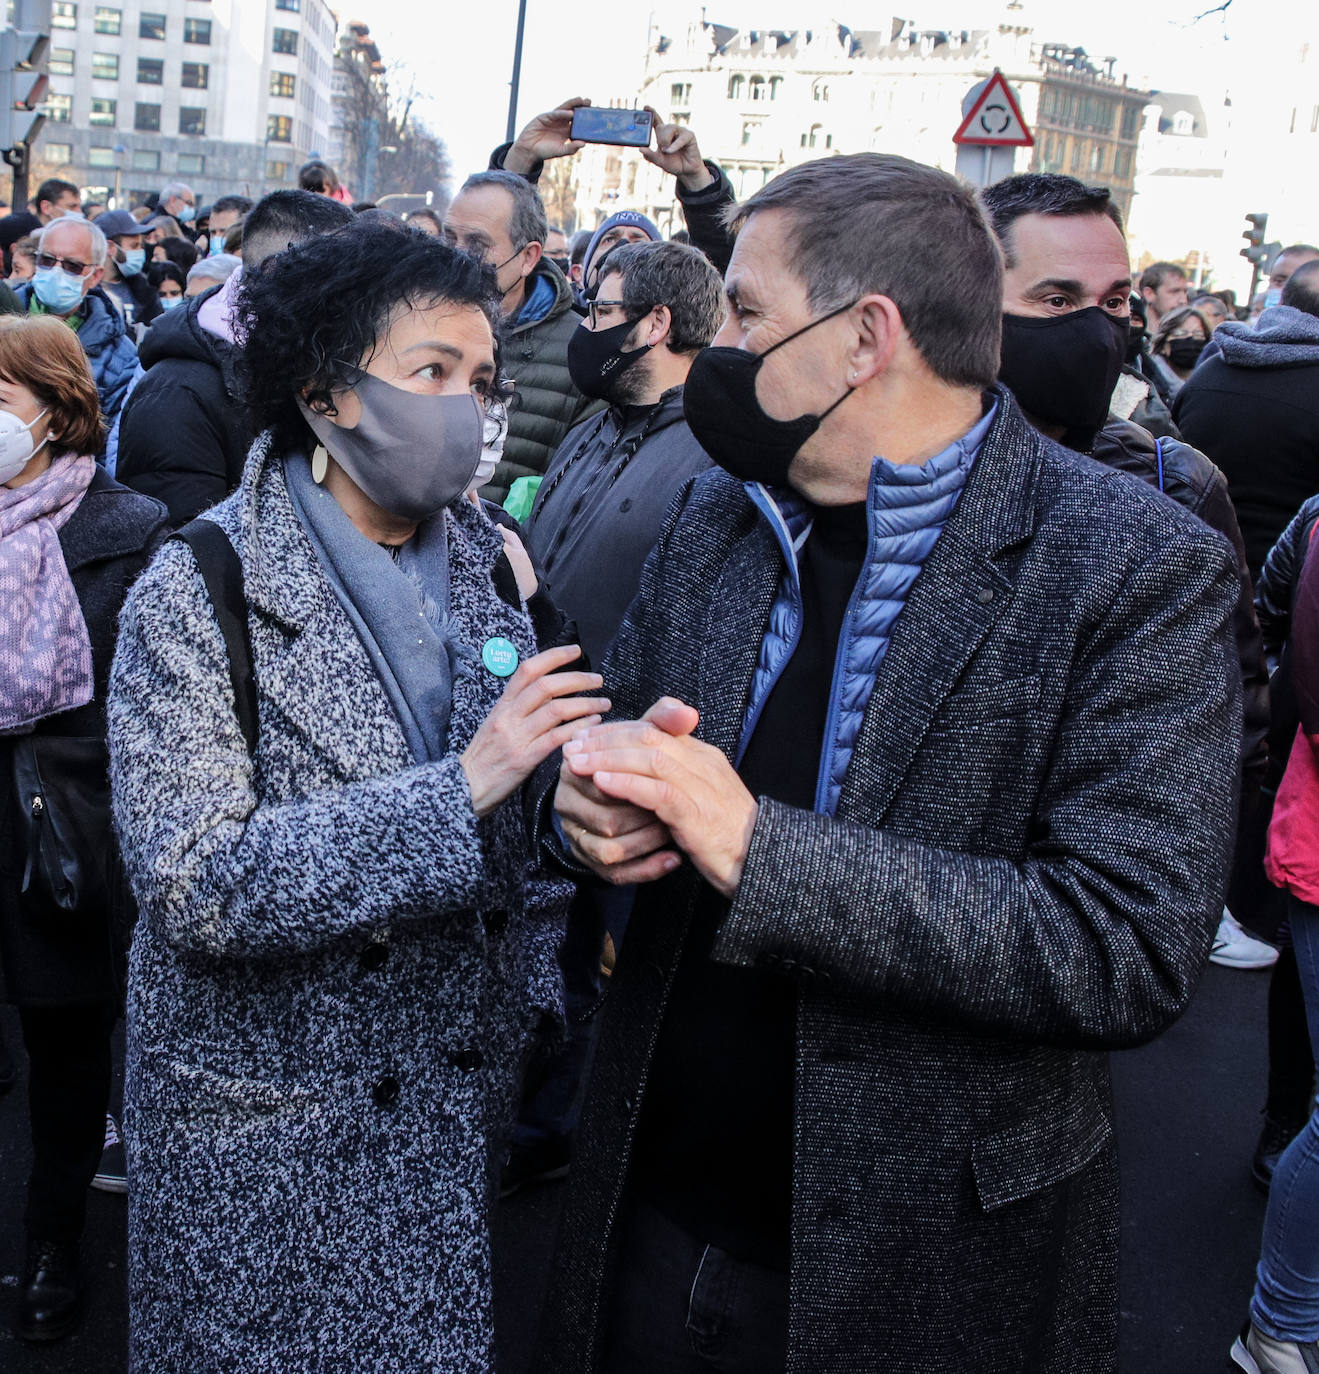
[0,961,1275,1372]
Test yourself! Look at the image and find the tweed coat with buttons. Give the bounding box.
[533,390,1244,1374]
[107,434,568,1373]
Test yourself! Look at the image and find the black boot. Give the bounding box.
[17,1238,82,1342]
[1252,1112,1309,1194]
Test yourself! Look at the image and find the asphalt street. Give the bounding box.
[0,959,1276,1373]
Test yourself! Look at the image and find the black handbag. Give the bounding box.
[12,733,114,917]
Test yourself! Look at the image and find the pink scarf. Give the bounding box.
[0,454,96,733]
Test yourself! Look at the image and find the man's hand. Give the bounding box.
[554,698,698,886]
[642,108,715,193]
[561,704,758,899]
[504,97,592,176]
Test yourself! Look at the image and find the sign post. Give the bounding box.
[953,70,1034,189]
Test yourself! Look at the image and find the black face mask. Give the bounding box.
[682,301,857,486]
[998,307,1128,453]
[548,255,571,275]
[1167,336,1207,370]
[567,317,652,401]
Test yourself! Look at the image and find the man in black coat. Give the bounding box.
[1175,259,1319,581]
[114,190,352,526]
[535,153,1243,1373]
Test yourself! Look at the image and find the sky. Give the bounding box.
[359,0,1248,188]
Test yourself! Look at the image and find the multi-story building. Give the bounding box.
[34,0,337,208]
[563,11,1149,237]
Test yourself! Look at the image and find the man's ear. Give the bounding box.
[520,240,544,279]
[646,303,673,351]
[845,294,902,387]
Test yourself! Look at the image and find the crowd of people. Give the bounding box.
[1,95,1318,1374]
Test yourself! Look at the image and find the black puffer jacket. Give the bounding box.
[0,468,168,1006]
[1092,419,1269,797]
[114,284,253,526]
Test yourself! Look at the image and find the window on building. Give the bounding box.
[769,76,783,100]
[137,56,163,83]
[1090,144,1106,173]
[44,141,73,163]
[670,82,690,106]
[267,114,292,142]
[183,17,210,43]
[807,123,824,148]
[748,75,764,101]
[741,122,754,146]
[1120,104,1142,140]
[267,159,291,181]
[270,71,295,98]
[89,97,116,126]
[181,61,208,88]
[1312,104,1319,133]
[276,0,300,8]
[139,11,165,39]
[272,28,297,54]
[93,4,119,32]
[135,102,160,131]
[48,47,74,75]
[51,2,76,27]
[88,146,117,168]
[46,92,72,122]
[1114,147,1132,179]
[727,74,743,100]
[179,106,206,136]
[177,153,204,174]
[132,148,160,171]
[813,80,829,102]
[1069,140,1085,173]
[91,51,118,79]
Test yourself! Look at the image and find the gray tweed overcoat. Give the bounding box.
[533,389,1244,1374]
[108,436,567,1373]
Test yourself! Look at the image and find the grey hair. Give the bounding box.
[187,253,242,287]
[598,239,726,354]
[458,170,547,252]
[159,180,194,205]
[725,152,1003,390]
[36,217,108,267]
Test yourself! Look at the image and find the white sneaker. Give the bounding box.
[1211,909,1280,970]
[90,1112,127,1195]
[1231,1320,1319,1373]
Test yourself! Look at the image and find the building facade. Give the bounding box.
[34,0,336,207]
[562,12,1149,238]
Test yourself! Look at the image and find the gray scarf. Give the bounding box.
[285,452,471,762]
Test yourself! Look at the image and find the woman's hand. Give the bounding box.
[498,525,539,601]
[460,645,609,818]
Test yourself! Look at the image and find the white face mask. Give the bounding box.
[0,407,49,484]
[468,401,507,494]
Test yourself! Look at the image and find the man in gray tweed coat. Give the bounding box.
[535,153,1244,1372]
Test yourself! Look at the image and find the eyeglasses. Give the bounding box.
[34,252,91,277]
[587,298,650,330]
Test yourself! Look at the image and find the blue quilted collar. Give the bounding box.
[746,398,998,567]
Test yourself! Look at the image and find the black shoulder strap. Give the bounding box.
[172,518,258,757]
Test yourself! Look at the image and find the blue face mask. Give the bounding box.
[208,234,225,257]
[1263,287,1283,311]
[32,265,87,315]
[176,204,195,225]
[119,247,146,277]
[159,295,184,310]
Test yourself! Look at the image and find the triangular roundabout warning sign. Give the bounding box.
[953,71,1034,147]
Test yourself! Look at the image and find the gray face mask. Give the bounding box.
[297,371,484,522]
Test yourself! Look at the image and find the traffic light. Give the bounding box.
[1241,212,1269,265]
[0,0,51,206]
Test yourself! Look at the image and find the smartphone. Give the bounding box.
[570,107,653,148]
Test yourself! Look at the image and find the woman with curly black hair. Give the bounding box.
[107,221,600,1372]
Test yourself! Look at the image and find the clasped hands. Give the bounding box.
[554,697,758,899]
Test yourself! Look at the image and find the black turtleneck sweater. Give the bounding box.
[629,501,869,1270]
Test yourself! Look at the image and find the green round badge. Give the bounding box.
[482,636,520,678]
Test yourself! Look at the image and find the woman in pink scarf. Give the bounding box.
[0,314,167,1344]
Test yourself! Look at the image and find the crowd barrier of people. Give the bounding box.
[3,97,1319,1374]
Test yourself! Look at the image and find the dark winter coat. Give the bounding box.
[103,269,162,328]
[1174,304,1319,579]
[484,260,597,505]
[1092,418,1269,797]
[523,386,710,665]
[13,283,138,420]
[0,468,167,1006]
[113,285,252,526]
[531,390,1243,1374]
[108,435,569,1372]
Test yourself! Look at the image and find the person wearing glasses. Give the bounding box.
[500,239,722,1198]
[108,220,595,1372]
[11,217,138,420]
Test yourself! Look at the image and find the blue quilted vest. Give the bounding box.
[736,403,995,815]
